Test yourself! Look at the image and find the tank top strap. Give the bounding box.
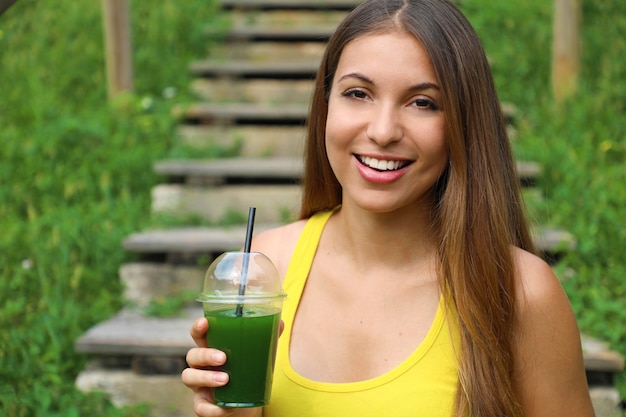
[281,209,335,327]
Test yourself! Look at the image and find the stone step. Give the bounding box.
[76,307,200,357]
[155,157,303,182]
[583,335,626,383]
[120,262,204,308]
[217,23,337,41]
[76,366,193,417]
[173,102,308,125]
[190,78,314,104]
[190,59,319,79]
[176,125,305,157]
[122,224,280,256]
[219,0,360,10]
[207,10,342,41]
[227,9,347,36]
[151,183,301,223]
[207,41,326,62]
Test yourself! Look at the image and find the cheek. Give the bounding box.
[324,101,342,142]
[324,110,348,158]
[417,123,449,174]
[324,96,359,143]
[324,107,350,182]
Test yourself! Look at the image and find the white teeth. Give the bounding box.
[361,156,403,171]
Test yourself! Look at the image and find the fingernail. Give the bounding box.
[212,351,226,363]
[215,372,228,384]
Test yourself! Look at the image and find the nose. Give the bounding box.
[366,104,402,146]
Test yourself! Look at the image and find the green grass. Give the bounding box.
[0,0,624,415]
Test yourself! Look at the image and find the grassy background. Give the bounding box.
[0,0,624,415]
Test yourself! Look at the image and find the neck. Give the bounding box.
[330,202,438,272]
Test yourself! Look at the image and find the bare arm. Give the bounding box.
[513,249,595,416]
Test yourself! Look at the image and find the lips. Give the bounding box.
[356,155,412,171]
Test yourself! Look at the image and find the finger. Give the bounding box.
[279,319,285,337]
[181,367,229,389]
[186,347,227,369]
[193,388,237,417]
[193,387,240,417]
[190,317,209,348]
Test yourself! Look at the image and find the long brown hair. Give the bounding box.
[300,0,536,416]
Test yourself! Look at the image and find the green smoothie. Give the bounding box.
[205,305,281,408]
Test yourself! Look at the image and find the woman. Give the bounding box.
[182,0,595,416]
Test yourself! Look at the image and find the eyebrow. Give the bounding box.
[337,72,440,91]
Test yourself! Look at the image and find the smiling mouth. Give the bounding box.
[356,155,413,172]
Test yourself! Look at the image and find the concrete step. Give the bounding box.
[120,262,204,308]
[155,157,303,182]
[176,125,305,157]
[219,0,360,10]
[583,335,626,384]
[76,307,200,357]
[227,9,347,36]
[122,224,280,257]
[151,183,301,223]
[173,102,308,125]
[207,40,326,62]
[208,10,342,41]
[190,78,314,104]
[76,365,193,417]
[190,58,319,79]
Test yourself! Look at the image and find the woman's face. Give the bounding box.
[325,30,448,214]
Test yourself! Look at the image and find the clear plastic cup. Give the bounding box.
[197,251,286,408]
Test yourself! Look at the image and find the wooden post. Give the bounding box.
[552,0,581,102]
[102,0,133,100]
[0,0,20,16]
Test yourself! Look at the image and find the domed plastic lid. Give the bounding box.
[197,251,286,304]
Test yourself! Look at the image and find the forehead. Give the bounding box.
[336,31,437,83]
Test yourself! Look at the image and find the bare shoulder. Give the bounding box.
[512,247,577,354]
[512,248,567,310]
[250,220,308,278]
[511,248,595,416]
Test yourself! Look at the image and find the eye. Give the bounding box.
[341,88,370,100]
[412,97,440,111]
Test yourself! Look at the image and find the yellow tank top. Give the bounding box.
[264,210,460,417]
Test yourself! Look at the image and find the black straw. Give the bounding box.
[236,207,256,317]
